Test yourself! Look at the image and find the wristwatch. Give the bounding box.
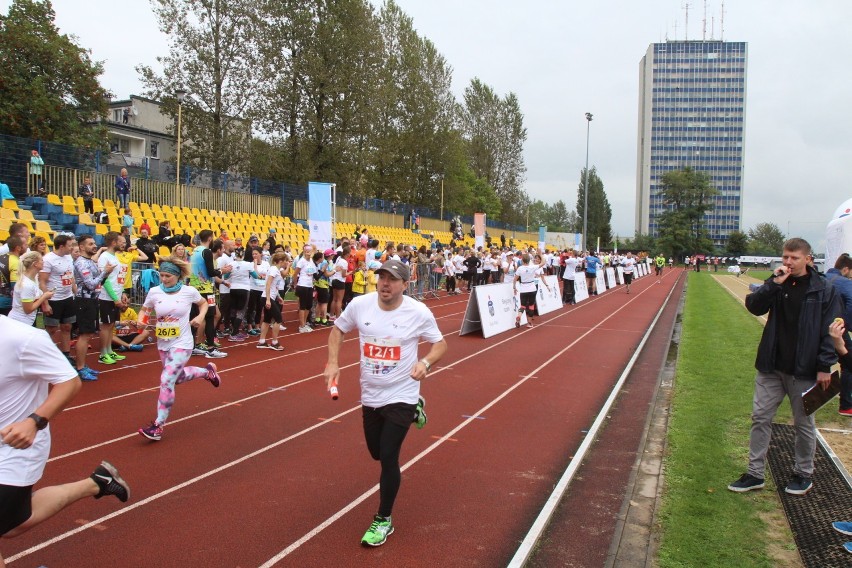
[28,413,49,430]
[419,359,431,372]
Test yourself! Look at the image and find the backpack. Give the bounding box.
[96,212,109,224]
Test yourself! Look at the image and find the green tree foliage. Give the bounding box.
[0,0,109,148]
[747,222,786,256]
[621,232,657,253]
[575,167,612,249]
[655,167,717,258]
[725,230,748,257]
[138,0,261,174]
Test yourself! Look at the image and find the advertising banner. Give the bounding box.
[616,266,625,285]
[573,273,589,303]
[605,267,617,289]
[308,181,333,251]
[536,275,562,315]
[538,226,546,252]
[459,282,526,338]
[595,272,606,295]
[474,213,486,250]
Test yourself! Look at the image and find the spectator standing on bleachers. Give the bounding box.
[115,168,130,210]
[122,209,134,234]
[136,256,221,442]
[728,238,841,496]
[78,177,95,215]
[0,236,25,315]
[29,150,44,189]
[0,180,12,201]
[39,234,77,362]
[96,232,129,366]
[73,235,113,382]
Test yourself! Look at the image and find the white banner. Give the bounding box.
[536,275,562,315]
[459,282,526,338]
[573,274,589,303]
[309,220,332,252]
[595,272,606,295]
[605,267,617,289]
[638,262,646,277]
[616,266,625,285]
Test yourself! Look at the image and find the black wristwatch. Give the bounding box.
[28,413,49,430]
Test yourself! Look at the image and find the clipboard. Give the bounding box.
[801,370,842,416]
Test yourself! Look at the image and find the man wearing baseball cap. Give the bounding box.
[324,258,447,547]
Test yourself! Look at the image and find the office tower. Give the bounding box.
[635,40,747,246]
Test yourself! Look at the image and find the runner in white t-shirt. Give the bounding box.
[562,252,579,304]
[8,252,52,327]
[514,253,551,328]
[0,316,129,552]
[293,245,317,333]
[324,259,447,547]
[39,234,77,357]
[136,256,221,441]
[96,232,129,366]
[621,251,637,294]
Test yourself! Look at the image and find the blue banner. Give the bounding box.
[308,181,333,250]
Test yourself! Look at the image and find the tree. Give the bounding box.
[0,0,109,148]
[621,232,657,252]
[138,0,263,175]
[654,167,717,258]
[747,222,785,256]
[725,230,749,257]
[575,167,612,250]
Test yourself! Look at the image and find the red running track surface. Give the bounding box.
[3,268,685,567]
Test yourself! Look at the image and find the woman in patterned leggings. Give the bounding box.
[136,256,222,441]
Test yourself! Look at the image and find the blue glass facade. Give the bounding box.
[635,40,747,247]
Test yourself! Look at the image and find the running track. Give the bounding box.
[5,268,685,567]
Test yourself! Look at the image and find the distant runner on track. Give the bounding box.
[324,259,447,547]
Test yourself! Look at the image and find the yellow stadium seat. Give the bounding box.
[0,230,8,242]
[16,209,34,222]
[95,224,108,235]
[34,220,54,235]
[47,194,61,205]
[63,202,77,215]
[78,214,95,226]
[2,200,19,211]
[0,219,11,232]
[0,209,14,220]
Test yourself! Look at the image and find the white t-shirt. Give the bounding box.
[502,260,516,283]
[143,285,203,350]
[41,251,75,301]
[295,256,316,288]
[0,316,77,486]
[263,265,285,300]
[250,261,270,291]
[217,255,233,294]
[331,257,348,283]
[515,264,539,293]
[622,257,636,274]
[228,260,253,291]
[98,250,125,301]
[9,275,42,326]
[563,257,579,280]
[334,294,443,407]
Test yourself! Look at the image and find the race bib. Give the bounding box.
[116,266,128,286]
[363,337,402,375]
[155,324,180,339]
[61,270,73,286]
[206,295,216,306]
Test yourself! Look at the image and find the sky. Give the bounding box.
[5,0,852,252]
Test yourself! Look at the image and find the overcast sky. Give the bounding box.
[6,0,851,251]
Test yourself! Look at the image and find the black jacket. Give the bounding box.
[745,265,842,380]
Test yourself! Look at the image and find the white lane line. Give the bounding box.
[257,274,678,566]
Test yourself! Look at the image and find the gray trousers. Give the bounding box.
[747,370,816,479]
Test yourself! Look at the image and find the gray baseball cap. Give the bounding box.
[375,259,410,281]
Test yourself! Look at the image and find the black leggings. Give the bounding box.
[229,288,249,332]
[445,275,456,293]
[189,295,216,344]
[363,404,414,518]
[246,289,263,326]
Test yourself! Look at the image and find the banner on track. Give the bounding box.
[605,267,617,289]
[459,282,526,338]
[616,266,625,285]
[536,275,562,315]
[595,272,606,295]
[573,274,589,303]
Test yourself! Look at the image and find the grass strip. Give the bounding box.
[658,273,793,567]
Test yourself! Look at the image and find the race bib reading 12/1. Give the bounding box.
[363,336,402,375]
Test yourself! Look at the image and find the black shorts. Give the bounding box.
[44,296,76,326]
[0,483,33,536]
[585,271,596,280]
[75,297,100,334]
[315,286,330,304]
[362,402,417,429]
[296,286,313,311]
[624,272,634,284]
[262,299,282,324]
[519,291,537,311]
[331,279,345,290]
[99,299,120,324]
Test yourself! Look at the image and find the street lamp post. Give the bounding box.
[175,89,187,205]
[440,176,444,221]
[582,112,593,252]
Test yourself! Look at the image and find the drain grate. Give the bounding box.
[767,423,852,567]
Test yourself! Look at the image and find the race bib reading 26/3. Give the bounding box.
[363,337,402,374]
[155,325,181,339]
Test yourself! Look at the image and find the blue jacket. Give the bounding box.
[825,267,852,328]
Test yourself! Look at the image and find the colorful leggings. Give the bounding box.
[156,348,209,426]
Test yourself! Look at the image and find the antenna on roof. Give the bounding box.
[683,2,690,41]
[721,0,725,40]
[702,0,707,41]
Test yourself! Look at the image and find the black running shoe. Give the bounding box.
[91,461,130,502]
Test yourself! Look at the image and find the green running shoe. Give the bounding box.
[414,396,427,430]
[361,515,393,547]
[98,353,117,365]
[109,351,126,361]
